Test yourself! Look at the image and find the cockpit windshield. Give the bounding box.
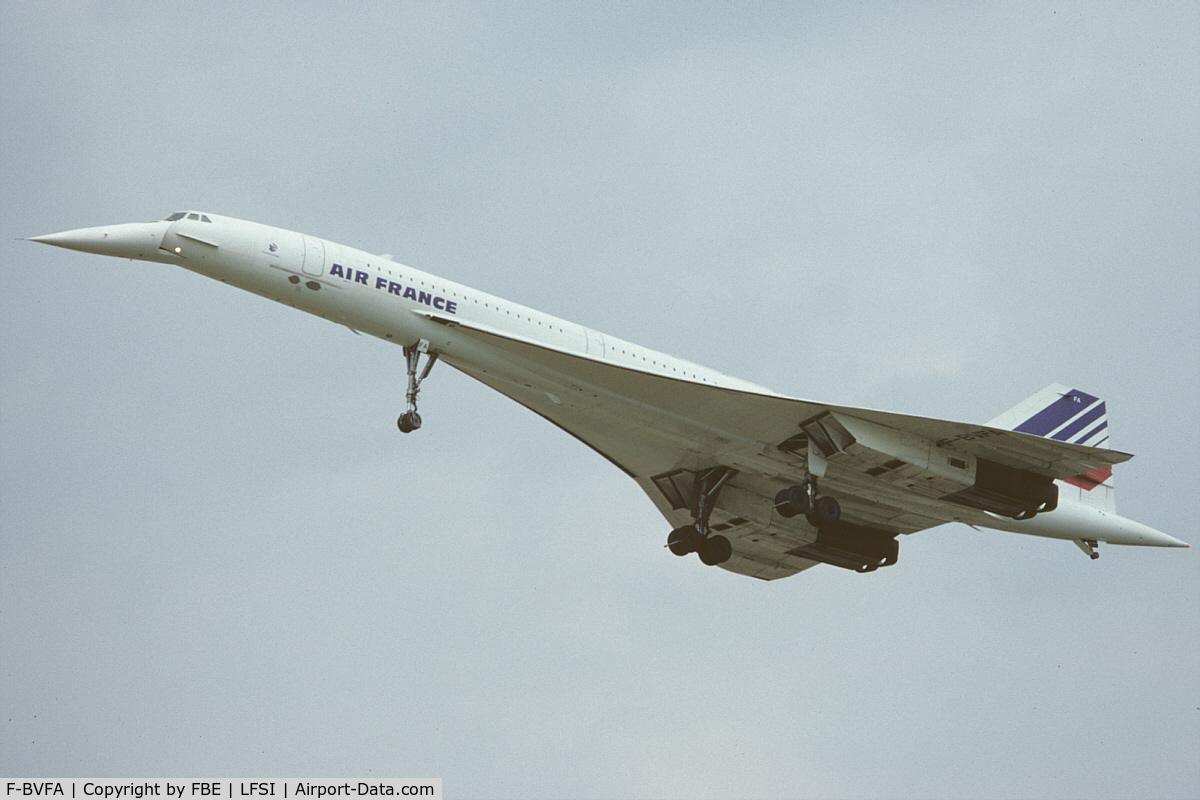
[164,211,212,222]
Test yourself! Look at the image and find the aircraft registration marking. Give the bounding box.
[937,428,1004,447]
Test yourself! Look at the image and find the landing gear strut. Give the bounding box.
[398,340,438,433]
[1074,539,1100,560]
[665,466,735,566]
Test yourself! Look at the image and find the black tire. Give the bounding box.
[667,525,701,556]
[698,535,732,566]
[773,487,797,518]
[397,411,421,433]
[773,485,810,518]
[812,495,841,525]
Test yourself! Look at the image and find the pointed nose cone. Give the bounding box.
[28,228,104,251]
[28,222,169,261]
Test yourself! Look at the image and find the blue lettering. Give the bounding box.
[433,297,445,311]
[355,270,369,285]
[418,291,432,306]
[403,287,417,301]
[330,263,345,278]
[446,300,457,314]
[388,281,402,296]
[375,277,388,290]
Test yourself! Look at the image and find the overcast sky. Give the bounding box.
[2,3,1197,798]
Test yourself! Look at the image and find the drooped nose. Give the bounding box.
[28,221,170,261]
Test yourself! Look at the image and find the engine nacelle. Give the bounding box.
[943,458,1058,519]
[795,412,1058,520]
[788,520,899,573]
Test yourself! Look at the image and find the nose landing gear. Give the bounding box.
[398,339,438,433]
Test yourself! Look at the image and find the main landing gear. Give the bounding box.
[773,475,841,528]
[774,475,899,573]
[666,466,735,566]
[398,340,438,433]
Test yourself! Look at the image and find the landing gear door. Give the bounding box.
[302,236,325,276]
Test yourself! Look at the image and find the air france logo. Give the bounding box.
[269,242,278,253]
[328,263,457,314]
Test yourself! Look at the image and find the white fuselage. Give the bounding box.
[30,212,1186,555]
[151,213,767,393]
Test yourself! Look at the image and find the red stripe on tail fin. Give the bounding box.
[1065,465,1113,491]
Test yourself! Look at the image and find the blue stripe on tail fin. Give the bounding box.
[988,383,1110,449]
[987,383,1115,509]
[1009,388,1108,448]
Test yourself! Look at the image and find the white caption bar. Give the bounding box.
[2,783,440,800]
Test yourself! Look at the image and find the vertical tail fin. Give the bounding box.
[987,383,1115,510]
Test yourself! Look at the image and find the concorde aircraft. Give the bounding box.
[29,212,1188,580]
